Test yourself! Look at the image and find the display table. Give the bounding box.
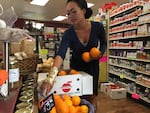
[0,80,22,113]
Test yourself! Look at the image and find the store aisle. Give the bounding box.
[95,89,150,113]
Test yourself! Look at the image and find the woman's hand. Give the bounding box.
[40,80,53,97]
[39,66,58,97]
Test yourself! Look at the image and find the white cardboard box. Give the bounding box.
[100,82,114,94]
[80,71,93,95]
[38,71,93,96]
[107,88,127,99]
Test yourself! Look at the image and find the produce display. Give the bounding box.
[38,94,94,113]
[58,69,80,76]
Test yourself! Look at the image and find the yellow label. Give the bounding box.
[120,74,124,79]
[39,49,48,55]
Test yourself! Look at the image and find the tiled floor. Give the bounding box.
[92,90,150,113]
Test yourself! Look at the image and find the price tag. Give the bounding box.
[39,49,48,55]
[120,74,124,79]
[0,82,8,97]
[9,68,19,82]
[132,93,140,100]
[127,57,132,60]
[39,94,55,113]
[140,47,144,51]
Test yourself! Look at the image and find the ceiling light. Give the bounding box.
[53,16,67,21]
[30,0,49,6]
[87,2,95,8]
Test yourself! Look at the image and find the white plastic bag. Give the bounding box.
[0,6,17,27]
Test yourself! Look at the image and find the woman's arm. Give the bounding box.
[99,23,107,56]
[53,55,63,69]
[40,55,63,96]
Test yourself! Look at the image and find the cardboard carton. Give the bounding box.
[37,71,93,96]
[107,87,127,99]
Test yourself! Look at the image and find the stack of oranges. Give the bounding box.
[82,47,101,63]
[58,69,80,76]
[38,94,89,113]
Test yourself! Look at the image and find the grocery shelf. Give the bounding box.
[108,1,150,104]
[109,27,138,34]
[109,63,135,70]
[110,17,138,27]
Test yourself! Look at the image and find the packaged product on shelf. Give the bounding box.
[8,56,20,90]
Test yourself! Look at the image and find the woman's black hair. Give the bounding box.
[66,0,93,19]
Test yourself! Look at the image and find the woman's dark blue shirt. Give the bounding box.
[57,21,106,69]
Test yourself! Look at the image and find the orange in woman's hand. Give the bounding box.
[90,47,101,59]
[82,52,91,62]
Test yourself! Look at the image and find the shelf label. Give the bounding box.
[132,93,140,100]
[39,94,55,113]
[40,49,48,55]
[9,68,19,82]
[140,47,144,51]
[120,74,124,79]
[127,57,132,60]
[99,55,107,62]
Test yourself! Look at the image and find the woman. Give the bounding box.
[40,0,107,97]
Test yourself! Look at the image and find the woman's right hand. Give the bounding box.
[39,66,58,97]
[40,80,53,97]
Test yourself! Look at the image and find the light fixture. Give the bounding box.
[30,0,49,6]
[53,16,67,21]
[87,2,95,8]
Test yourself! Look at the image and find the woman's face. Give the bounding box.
[66,1,85,25]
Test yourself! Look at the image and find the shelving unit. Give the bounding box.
[39,29,62,59]
[108,1,150,104]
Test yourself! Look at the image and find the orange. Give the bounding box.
[58,70,67,76]
[53,94,63,106]
[55,101,69,113]
[75,106,81,113]
[82,52,91,62]
[64,99,73,106]
[62,94,71,100]
[69,106,76,113]
[37,97,44,110]
[69,69,80,74]
[90,47,101,59]
[69,69,77,74]
[79,105,89,113]
[53,94,61,100]
[71,95,81,106]
[50,107,57,113]
[0,70,8,86]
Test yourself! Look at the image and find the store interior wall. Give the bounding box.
[0,0,128,22]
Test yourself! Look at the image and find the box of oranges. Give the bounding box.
[37,70,93,96]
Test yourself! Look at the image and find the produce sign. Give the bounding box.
[39,94,55,113]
